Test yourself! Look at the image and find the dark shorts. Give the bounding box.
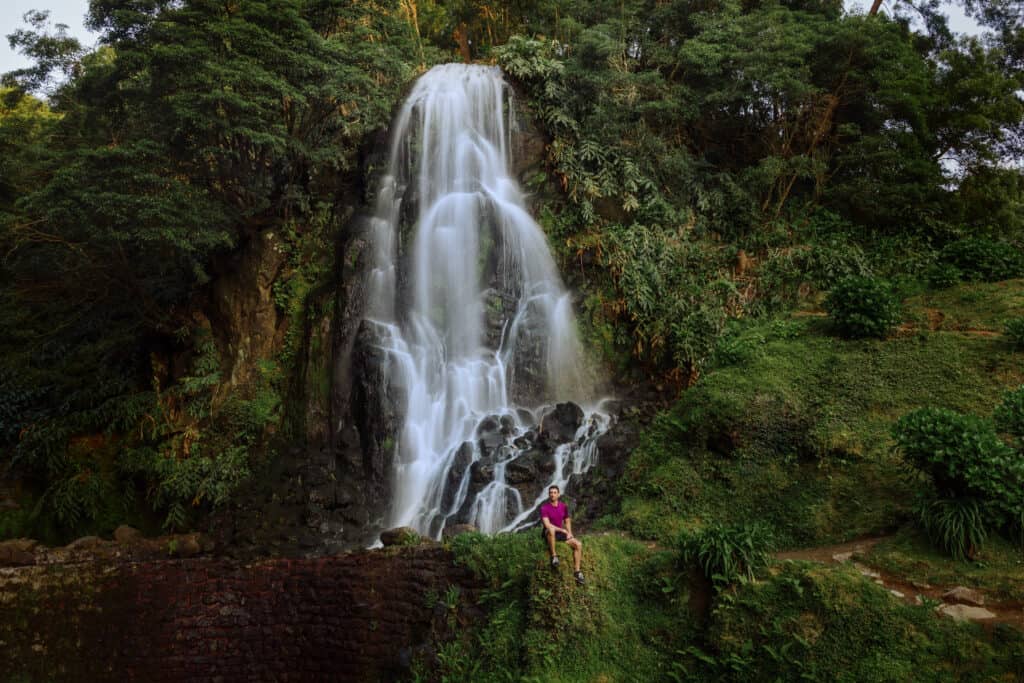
[541,528,569,542]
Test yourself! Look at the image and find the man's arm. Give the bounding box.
[564,515,574,539]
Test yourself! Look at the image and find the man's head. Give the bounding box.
[548,485,560,503]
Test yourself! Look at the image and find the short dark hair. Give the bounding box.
[548,485,560,492]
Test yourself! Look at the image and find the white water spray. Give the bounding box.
[366,64,609,538]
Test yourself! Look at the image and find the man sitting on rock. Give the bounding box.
[540,485,584,585]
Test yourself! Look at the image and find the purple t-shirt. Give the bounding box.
[540,501,569,529]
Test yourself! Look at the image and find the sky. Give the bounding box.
[0,0,988,76]
[1,0,98,75]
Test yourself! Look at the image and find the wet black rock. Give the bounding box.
[499,414,516,434]
[380,526,420,546]
[470,461,494,484]
[476,415,505,456]
[539,402,584,446]
[441,442,475,512]
[568,404,644,525]
[513,430,536,449]
[505,449,555,485]
[516,408,536,425]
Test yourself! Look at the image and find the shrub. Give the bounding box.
[916,496,988,560]
[678,522,773,586]
[894,408,1006,496]
[823,275,901,339]
[993,386,1024,439]
[1004,318,1024,350]
[925,262,962,289]
[893,407,1024,556]
[939,238,1024,282]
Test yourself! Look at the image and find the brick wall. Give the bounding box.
[0,546,478,682]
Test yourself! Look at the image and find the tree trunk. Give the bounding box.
[454,23,471,63]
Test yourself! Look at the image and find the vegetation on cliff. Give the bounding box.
[1,0,1023,679]
[1,0,427,536]
[3,0,1020,541]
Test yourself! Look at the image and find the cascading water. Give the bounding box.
[365,64,610,539]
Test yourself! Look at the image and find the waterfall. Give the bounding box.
[365,64,610,539]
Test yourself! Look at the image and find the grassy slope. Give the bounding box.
[431,280,1024,682]
[440,533,1024,682]
[616,280,1024,548]
[440,532,694,682]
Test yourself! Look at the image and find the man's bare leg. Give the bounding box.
[569,538,582,572]
[546,529,557,558]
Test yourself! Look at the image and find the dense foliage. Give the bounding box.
[823,275,901,339]
[1,0,425,535]
[1,0,1021,541]
[938,237,1024,282]
[492,0,1023,380]
[677,521,772,586]
[993,385,1024,438]
[893,405,1024,557]
[1,1,1023,677]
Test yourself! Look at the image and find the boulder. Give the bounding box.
[0,538,38,566]
[441,442,476,512]
[470,461,494,485]
[513,430,536,449]
[53,535,119,563]
[499,414,516,435]
[942,586,986,607]
[177,533,204,557]
[476,416,505,455]
[506,450,556,485]
[539,402,584,446]
[114,525,143,545]
[937,604,995,622]
[441,524,478,540]
[380,526,420,547]
[66,535,105,552]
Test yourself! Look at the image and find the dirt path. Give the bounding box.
[776,537,1024,629]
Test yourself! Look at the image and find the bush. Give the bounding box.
[925,262,962,289]
[893,407,1024,555]
[1004,318,1024,350]
[993,386,1024,439]
[823,275,901,339]
[678,522,773,586]
[917,496,988,560]
[893,408,1008,496]
[939,238,1024,282]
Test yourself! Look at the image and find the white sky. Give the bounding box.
[1,0,98,74]
[0,0,989,76]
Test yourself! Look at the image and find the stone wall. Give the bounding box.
[0,546,478,682]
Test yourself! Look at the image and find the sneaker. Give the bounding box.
[574,571,585,586]
[550,555,560,568]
